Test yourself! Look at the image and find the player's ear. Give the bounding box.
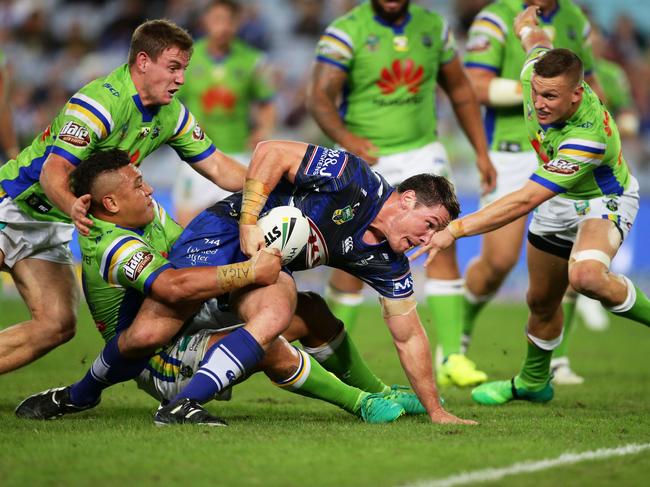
[102,193,119,214]
[135,52,149,73]
[400,190,417,210]
[572,84,584,103]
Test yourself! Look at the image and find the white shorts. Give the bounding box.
[171,153,249,210]
[481,150,538,206]
[135,299,242,403]
[371,141,451,186]
[0,197,74,269]
[528,176,640,247]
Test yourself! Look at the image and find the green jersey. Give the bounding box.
[178,39,275,154]
[315,1,456,155]
[464,0,594,153]
[81,200,181,342]
[0,64,215,222]
[595,58,632,115]
[522,48,631,201]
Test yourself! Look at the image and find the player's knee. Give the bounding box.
[485,252,519,277]
[121,326,168,355]
[569,261,606,298]
[37,314,77,349]
[526,291,556,321]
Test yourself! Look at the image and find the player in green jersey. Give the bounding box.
[308,0,496,388]
[413,6,650,406]
[461,0,604,384]
[15,149,412,425]
[0,20,246,375]
[172,0,276,226]
[0,48,19,162]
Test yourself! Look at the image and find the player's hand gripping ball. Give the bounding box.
[256,206,310,265]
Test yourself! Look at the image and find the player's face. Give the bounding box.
[531,73,583,125]
[389,198,452,254]
[114,165,155,228]
[371,0,410,23]
[141,47,191,106]
[204,4,239,47]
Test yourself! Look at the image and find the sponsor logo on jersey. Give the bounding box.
[102,82,120,97]
[393,35,409,52]
[138,127,151,139]
[574,200,591,216]
[304,147,348,178]
[421,34,432,48]
[543,159,580,175]
[25,194,53,214]
[392,273,414,297]
[332,204,356,225]
[305,217,328,268]
[377,59,424,95]
[365,34,380,51]
[342,236,354,254]
[192,124,205,141]
[123,251,154,281]
[201,86,236,112]
[59,121,90,147]
[466,34,490,52]
[151,126,160,139]
[40,125,52,142]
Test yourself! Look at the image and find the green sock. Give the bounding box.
[326,293,363,333]
[515,341,552,390]
[462,294,489,337]
[305,330,388,394]
[276,350,365,414]
[427,292,463,358]
[553,295,577,358]
[611,283,650,327]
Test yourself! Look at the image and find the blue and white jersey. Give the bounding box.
[168,144,414,299]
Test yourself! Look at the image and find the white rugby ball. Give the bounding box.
[256,206,309,265]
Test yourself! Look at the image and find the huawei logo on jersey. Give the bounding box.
[201,86,236,112]
[377,59,424,95]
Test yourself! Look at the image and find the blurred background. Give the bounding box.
[1,0,649,296]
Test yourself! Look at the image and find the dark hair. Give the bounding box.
[207,0,241,15]
[70,149,132,198]
[534,48,583,87]
[396,174,460,219]
[128,19,193,66]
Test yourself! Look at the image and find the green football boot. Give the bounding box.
[471,378,554,406]
[382,385,445,415]
[358,393,405,424]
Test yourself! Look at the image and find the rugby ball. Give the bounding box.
[256,206,309,265]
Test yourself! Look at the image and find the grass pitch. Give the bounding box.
[1,297,649,487]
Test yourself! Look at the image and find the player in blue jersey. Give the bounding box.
[145,140,476,425]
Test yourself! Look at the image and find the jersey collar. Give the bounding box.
[372,12,412,35]
[124,64,161,123]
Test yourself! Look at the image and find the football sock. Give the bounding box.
[302,327,387,394]
[170,327,264,404]
[69,334,149,406]
[515,336,557,391]
[325,285,364,333]
[553,293,577,359]
[462,289,494,337]
[426,279,464,358]
[606,276,650,327]
[274,348,363,414]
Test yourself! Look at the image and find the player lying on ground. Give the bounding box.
[127,140,476,425]
[412,6,650,406]
[16,149,422,424]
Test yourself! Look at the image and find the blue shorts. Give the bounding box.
[168,209,247,269]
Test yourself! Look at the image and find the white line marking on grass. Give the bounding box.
[404,443,650,487]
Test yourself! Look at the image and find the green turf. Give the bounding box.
[1,298,649,487]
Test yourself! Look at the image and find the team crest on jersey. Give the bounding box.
[123,251,154,281]
[605,198,619,212]
[377,59,424,95]
[192,125,205,141]
[574,200,590,216]
[305,217,329,268]
[332,205,356,225]
[543,159,579,175]
[59,121,90,147]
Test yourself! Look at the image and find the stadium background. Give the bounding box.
[1,0,650,297]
